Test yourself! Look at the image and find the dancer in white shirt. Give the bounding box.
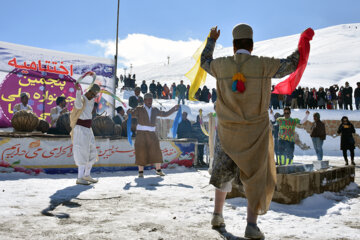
[70,83,100,185]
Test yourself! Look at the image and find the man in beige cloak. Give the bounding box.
[201,24,301,239]
[129,93,179,177]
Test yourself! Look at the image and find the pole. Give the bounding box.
[113,0,120,114]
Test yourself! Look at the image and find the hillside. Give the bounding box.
[133,23,360,90]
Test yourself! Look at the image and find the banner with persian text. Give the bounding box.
[0,41,115,127]
[0,137,196,173]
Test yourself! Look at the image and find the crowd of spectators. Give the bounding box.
[271,82,360,110]
[123,78,217,104]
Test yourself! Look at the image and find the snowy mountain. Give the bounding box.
[133,23,360,90]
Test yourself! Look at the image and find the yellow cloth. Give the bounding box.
[185,35,209,101]
[211,53,280,215]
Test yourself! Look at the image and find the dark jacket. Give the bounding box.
[177,119,192,139]
[128,96,143,109]
[200,87,210,102]
[329,85,339,100]
[343,87,353,102]
[157,84,163,97]
[141,83,148,94]
[337,122,355,150]
[149,83,156,94]
[191,121,208,143]
[354,87,360,98]
[112,115,123,125]
[310,120,326,140]
[211,89,217,103]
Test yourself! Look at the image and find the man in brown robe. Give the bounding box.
[129,93,179,177]
[201,24,301,239]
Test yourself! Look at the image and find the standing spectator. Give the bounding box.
[278,94,285,109]
[338,86,344,109]
[270,85,280,109]
[176,80,187,105]
[120,74,124,83]
[326,89,332,109]
[140,80,148,94]
[272,107,310,165]
[329,84,339,109]
[186,85,190,100]
[195,88,201,100]
[207,90,212,102]
[149,80,157,98]
[129,74,136,88]
[163,84,170,99]
[317,87,326,109]
[337,116,356,165]
[156,82,163,99]
[343,82,353,110]
[304,87,310,109]
[310,113,326,161]
[285,94,292,107]
[290,89,298,109]
[211,88,217,103]
[296,86,304,109]
[200,86,210,102]
[177,112,192,138]
[192,115,209,166]
[354,82,360,110]
[171,82,176,99]
[270,110,281,164]
[310,88,318,109]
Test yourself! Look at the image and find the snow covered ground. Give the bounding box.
[0,156,359,240]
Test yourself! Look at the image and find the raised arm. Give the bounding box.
[74,83,83,109]
[158,105,180,117]
[273,50,300,78]
[200,26,220,77]
[300,110,310,124]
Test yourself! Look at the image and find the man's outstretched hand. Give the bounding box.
[210,26,220,41]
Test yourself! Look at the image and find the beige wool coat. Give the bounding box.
[210,54,280,215]
[130,106,176,166]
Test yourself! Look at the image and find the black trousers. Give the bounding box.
[197,144,204,163]
[342,149,354,161]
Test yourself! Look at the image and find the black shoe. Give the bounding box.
[351,161,356,166]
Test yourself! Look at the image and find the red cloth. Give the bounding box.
[272,28,315,95]
[76,119,92,128]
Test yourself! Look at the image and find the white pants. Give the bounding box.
[73,125,98,166]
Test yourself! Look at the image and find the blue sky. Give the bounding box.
[1,0,360,68]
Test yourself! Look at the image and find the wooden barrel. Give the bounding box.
[113,124,122,136]
[56,113,71,135]
[36,119,50,133]
[11,110,39,132]
[91,116,115,136]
